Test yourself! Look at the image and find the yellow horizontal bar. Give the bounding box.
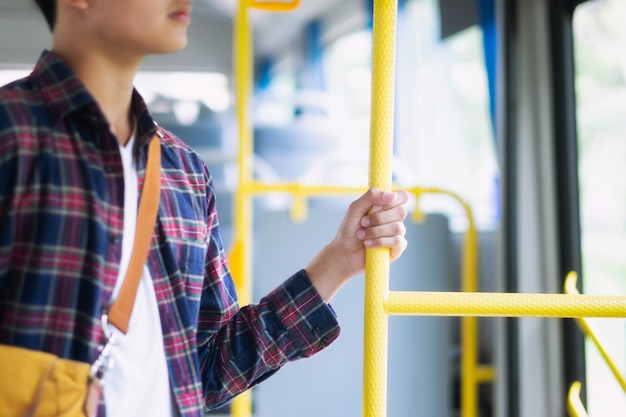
[246,181,366,196]
[475,365,495,383]
[384,291,626,318]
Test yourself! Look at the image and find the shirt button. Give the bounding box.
[312,326,321,335]
[319,337,329,347]
[109,235,122,244]
[105,166,115,173]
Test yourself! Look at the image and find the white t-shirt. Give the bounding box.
[103,133,174,416]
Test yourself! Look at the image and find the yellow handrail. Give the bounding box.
[384,291,626,317]
[244,182,364,221]
[567,381,589,417]
[248,0,300,12]
[564,272,626,393]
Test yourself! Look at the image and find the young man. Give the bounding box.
[0,1,409,416]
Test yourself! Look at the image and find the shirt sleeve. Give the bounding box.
[195,171,340,410]
[197,268,341,410]
[0,114,17,290]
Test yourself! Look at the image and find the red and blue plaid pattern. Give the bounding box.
[0,51,340,416]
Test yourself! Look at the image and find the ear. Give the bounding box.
[58,0,90,11]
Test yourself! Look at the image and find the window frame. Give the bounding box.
[548,0,588,406]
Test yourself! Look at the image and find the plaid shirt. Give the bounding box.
[0,51,340,416]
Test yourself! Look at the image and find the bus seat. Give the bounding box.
[253,208,454,417]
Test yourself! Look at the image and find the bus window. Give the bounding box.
[323,0,499,229]
[323,29,373,154]
[134,71,231,121]
[573,0,626,415]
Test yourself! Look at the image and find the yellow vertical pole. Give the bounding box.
[233,0,254,307]
[461,214,478,417]
[409,187,483,417]
[230,0,254,416]
[362,1,398,417]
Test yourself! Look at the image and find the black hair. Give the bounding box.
[33,0,56,31]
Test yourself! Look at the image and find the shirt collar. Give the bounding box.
[131,88,160,146]
[32,50,95,125]
[32,50,159,145]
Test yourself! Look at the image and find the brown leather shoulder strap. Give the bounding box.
[107,133,162,334]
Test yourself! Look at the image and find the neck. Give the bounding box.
[51,42,142,147]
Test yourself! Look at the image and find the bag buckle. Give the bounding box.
[89,312,119,383]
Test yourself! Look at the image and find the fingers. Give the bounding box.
[356,188,409,257]
[348,188,407,218]
[389,235,409,261]
[362,202,407,228]
[360,228,409,263]
[357,218,407,246]
[373,188,410,212]
[359,190,409,229]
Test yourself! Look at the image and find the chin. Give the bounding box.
[152,37,189,55]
